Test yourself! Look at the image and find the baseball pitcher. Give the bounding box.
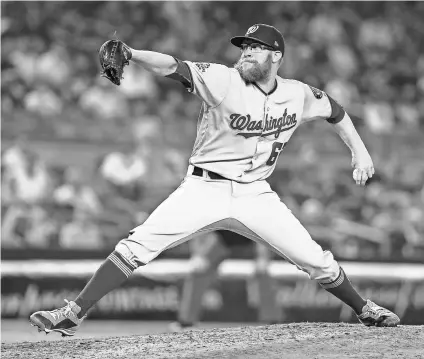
[30,24,399,337]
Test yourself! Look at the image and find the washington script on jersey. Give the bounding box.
[229,109,297,139]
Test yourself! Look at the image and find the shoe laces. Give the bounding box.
[366,301,391,316]
[50,299,76,319]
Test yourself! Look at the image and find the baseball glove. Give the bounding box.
[99,40,132,86]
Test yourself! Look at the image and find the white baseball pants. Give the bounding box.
[116,169,341,285]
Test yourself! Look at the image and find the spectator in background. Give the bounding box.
[402,197,424,260]
[307,11,345,47]
[2,147,52,205]
[370,196,409,260]
[23,205,58,248]
[99,139,147,201]
[53,166,102,216]
[132,116,188,189]
[1,204,29,248]
[79,77,130,120]
[96,137,150,239]
[2,135,31,177]
[59,209,103,250]
[1,146,54,248]
[24,84,63,117]
[170,231,282,332]
[394,84,420,130]
[1,203,58,248]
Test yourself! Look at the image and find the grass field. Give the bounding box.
[1,320,423,359]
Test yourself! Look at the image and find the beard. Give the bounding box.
[234,54,272,83]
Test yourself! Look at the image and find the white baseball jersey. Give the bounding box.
[117,59,342,290]
[184,61,333,183]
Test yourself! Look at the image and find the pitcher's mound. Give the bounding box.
[2,323,423,359]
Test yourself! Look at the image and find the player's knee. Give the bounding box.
[115,240,148,268]
[308,263,340,284]
[304,250,340,283]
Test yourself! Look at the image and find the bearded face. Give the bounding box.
[234,52,273,83]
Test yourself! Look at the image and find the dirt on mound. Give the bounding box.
[2,323,423,359]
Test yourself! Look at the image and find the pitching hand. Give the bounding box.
[351,152,374,186]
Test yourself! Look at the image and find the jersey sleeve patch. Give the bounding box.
[307,85,324,99]
[194,62,211,73]
[184,61,231,108]
[301,82,331,122]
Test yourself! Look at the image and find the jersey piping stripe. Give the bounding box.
[184,60,195,93]
[253,80,277,96]
[224,218,298,267]
[191,104,209,158]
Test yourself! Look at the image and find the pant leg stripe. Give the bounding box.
[108,253,133,277]
[319,267,345,289]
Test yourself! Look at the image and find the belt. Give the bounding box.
[192,166,228,180]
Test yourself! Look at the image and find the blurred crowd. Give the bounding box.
[2,2,424,143]
[269,162,424,262]
[1,2,424,261]
[0,135,185,250]
[2,133,423,262]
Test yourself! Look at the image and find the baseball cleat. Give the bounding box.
[29,299,86,337]
[357,299,400,327]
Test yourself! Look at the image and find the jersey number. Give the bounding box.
[266,142,286,166]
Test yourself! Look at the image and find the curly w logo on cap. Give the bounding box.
[246,25,259,35]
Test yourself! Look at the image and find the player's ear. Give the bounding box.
[273,51,283,65]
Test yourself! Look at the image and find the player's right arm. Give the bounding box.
[300,82,374,186]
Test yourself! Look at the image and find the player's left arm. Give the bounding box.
[129,48,229,107]
[128,49,178,76]
[301,83,374,186]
